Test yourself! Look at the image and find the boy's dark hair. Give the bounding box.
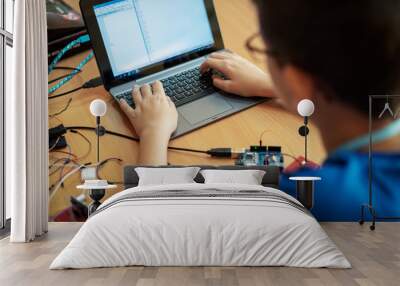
[253,0,400,114]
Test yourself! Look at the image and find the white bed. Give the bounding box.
[50,183,350,269]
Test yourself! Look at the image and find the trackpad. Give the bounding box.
[179,95,233,125]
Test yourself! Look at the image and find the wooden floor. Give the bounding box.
[0,223,399,286]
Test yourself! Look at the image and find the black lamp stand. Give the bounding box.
[298,116,310,164]
[88,116,107,216]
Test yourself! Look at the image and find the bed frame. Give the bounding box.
[123,165,280,189]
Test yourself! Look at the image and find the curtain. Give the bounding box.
[7,0,48,242]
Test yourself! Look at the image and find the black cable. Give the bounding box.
[49,70,82,84]
[168,146,208,154]
[68,130,92,160]
[49,98,72,117]
[49,86,83,99]
[108,130,140,142]
[65,126,209,154]
[82,77,103,88]
[66,126,139,141]
[48,77,103,100]
[259,129,270,146]
[63,126,300,162]
[53,66,81,71]
[65,126,94,132]
[96,158,124,184]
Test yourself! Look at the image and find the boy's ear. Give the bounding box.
[281,65,316,108]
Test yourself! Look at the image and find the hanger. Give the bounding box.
[378,96,394,118]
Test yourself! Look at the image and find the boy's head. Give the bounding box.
[253,0,400,116]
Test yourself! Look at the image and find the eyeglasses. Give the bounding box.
[245,32,280,62]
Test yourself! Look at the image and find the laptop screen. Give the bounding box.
[94,0,215,79]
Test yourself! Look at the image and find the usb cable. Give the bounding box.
[48,77,103,100]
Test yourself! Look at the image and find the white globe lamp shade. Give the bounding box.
[297,99,315,117]
[90,99,107,117]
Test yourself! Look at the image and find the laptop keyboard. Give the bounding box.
[116,67,216,108]
[161,67,216,107]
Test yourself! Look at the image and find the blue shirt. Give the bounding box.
[280,151,400,221]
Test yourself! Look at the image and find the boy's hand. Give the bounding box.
[200,51,274,98]
[119,81,178,140]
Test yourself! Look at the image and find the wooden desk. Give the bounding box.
[48,0,326,217]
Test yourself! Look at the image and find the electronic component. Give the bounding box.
[49,135,67,150]
[206,148,244,158]
[47,0,91,62]
[265,146,284,169]
[81,167,97,181]
[240,152,258,166]
[49,124,67,139]
[236,145,284,169]
[250,145,267,165]
[49,124,68,149]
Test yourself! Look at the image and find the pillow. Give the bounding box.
[200,169,266,185]
[135,167,201,186]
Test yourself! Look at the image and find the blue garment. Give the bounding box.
[280,151,400,221]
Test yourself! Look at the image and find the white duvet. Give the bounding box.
[50,183,350,269]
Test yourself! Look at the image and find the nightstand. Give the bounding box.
[289,176,321,210]
[77,180,117,216]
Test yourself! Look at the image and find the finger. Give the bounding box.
[208,52,227,59]
[132,86,142,105]
[212,76,234,93]
[119,99,136,117]
[200,58,229,75]
[151,80,165,97]
[166,95,174,107]
[167,97,178,118]
[140,84,152,97]
[209,50,233,60]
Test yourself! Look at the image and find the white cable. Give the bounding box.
[49,160,107,202]
[49,165,84,202]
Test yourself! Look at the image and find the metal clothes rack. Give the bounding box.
[359,95,400,230]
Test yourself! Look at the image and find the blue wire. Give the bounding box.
[48,52,94,95]
[48,35,90,74]
[48,34,92,95]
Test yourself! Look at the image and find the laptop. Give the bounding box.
[80,0,265,138]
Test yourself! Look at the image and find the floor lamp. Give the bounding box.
[77,99,116,216]
[297,99,315,165]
